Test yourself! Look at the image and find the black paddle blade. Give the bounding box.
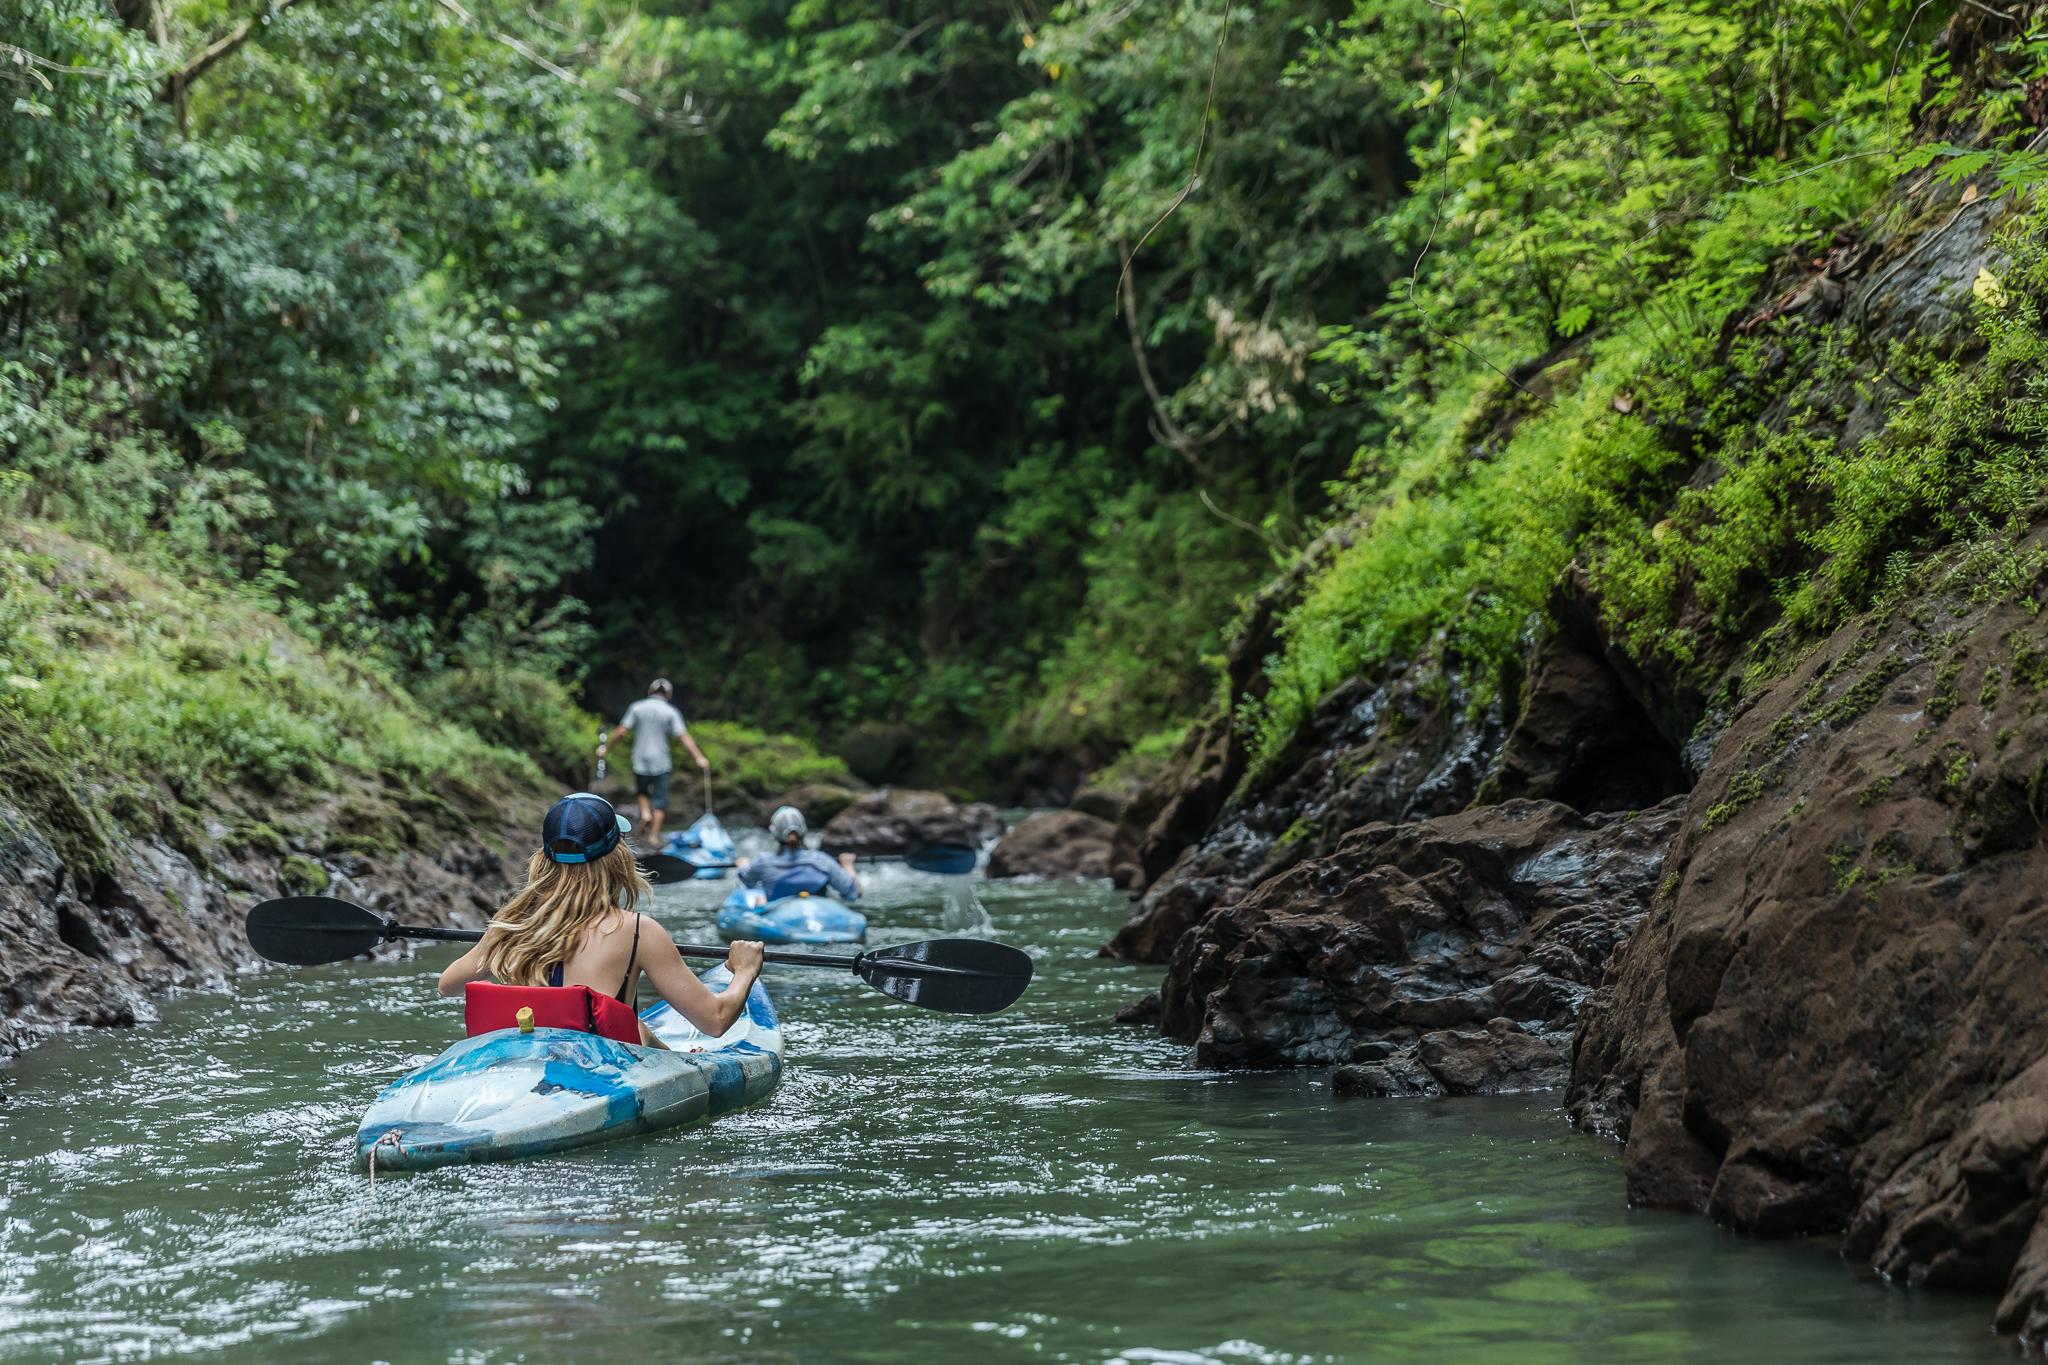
[855,938,1034,1015]
[902,843,978,876]
[245,896,388,966]
[635,852,693,885]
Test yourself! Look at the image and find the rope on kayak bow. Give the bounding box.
[353,1129,403,1231]
[367,1129,404,1194]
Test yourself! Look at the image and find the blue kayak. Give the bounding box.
[716,886,867,945]
[667,813,737,880]
[353,968,781,1171]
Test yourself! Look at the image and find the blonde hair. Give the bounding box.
[478,841,652,986]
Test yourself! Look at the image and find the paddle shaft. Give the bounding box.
[387,921,997,979]
[386,922,860,972]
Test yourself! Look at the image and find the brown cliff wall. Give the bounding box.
[1568,533,2048,1333]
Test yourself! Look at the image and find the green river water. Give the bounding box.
[0,863,2018,1363]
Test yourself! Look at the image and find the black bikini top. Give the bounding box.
[544,913,643,1000]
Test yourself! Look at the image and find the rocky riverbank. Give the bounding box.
[1568,531,2048,1332]
[0,710,548,1066]
[1090,32,2048,1336]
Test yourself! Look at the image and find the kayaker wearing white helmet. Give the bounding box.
[598,678,708,845]
[437,793,764,1047]
[736,806,862,901]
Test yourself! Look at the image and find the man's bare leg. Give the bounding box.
[648,807,666,843]
[636,793,652,831]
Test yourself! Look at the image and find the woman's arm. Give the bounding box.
[437,942,493,997]
[638,925,765,1036]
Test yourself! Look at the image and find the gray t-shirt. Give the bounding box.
[620,697,687,775]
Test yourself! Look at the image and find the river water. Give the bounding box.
[0,861,2017,1363]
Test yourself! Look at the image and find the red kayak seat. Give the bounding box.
[465,981,643,1046]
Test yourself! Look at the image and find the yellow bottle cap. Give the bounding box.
[516,1006,535,1034]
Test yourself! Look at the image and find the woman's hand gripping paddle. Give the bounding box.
[243,896,1035,1015]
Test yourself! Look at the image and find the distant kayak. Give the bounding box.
[667,813,737,880]
[353,967,782,1171]
[716,886,867,945]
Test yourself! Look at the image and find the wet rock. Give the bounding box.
[819,788,990,857]
[1107,627,1701,967]
[0,745,550,1066]
[1102,658,1515,963]
[1149,796,1682,1080]
[1332,1055,1440,1097]
[987,811,1114,880]
[1070,784,1128,822]
[1114,990,1162,1026]
[1416,1018,1568,1095]
[1566,530,2048,1330]
[962,801,1007,847]
[1105,715,1244,896]
[1478,633,1689,813]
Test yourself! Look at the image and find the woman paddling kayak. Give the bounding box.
[436,792,765,1049]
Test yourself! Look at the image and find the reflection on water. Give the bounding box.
[0,862,2016,1363]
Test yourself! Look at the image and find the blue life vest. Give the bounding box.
[766,864,832,901]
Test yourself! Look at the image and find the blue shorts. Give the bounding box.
[635,771,671,810]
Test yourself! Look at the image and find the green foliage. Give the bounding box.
[0,524,539,812]
[415,666,596,787]
[278,855,331,895]
[11,0,2020,810]
[522,0,1405,762]
[1015,486,1269,752]
[687,721,857,799]
[1241,0,1937,774]
[1785,223,2048,633]
[2,0,615,702]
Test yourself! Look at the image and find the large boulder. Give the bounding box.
[836,723,916,786]
[819,788,998,856]
[987,811,1114,879]
[1567,532,2048,1332]
[1141,796,1683,1081]
[1101,628,1687,965]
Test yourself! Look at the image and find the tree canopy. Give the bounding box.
[2,0,1973,792]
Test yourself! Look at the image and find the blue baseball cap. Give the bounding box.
[543,792,632,864]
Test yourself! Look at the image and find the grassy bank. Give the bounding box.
[0,521,551,846]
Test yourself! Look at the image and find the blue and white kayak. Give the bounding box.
[716,886,866,945]
[667,813,737,879]
[353,968,782,1171]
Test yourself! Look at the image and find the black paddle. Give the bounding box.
[849,843,979,876]
[635,852,693,884]
[243,896,1034,1015]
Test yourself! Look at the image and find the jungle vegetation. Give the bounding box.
[1,0,2011,795]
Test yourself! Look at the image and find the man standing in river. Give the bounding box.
[598,678,708,846]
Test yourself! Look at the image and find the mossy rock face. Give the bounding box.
[231,821,289,856]
[326,796,418,857]
[0,705,113,878]
[278,855,329,894]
